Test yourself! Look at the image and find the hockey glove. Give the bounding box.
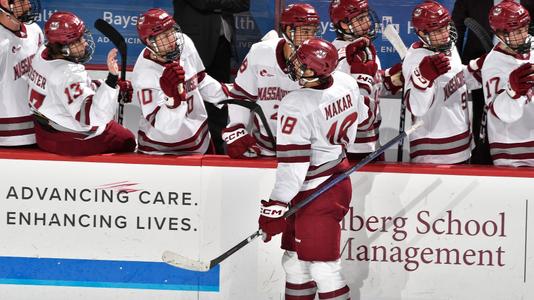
[222,124,261,158]
[507,63,534,99]
[117,79,133,103]
[346,37,375,64]
[412,53,450,89]
[383,62,404,95]
[160,62,187,108]
[258,199,289,242]
[467,53,487,84]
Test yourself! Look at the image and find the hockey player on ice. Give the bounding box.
[0,0,42,146]
[28,11,136,155]
[329,0,404,160]
[481,0,534,167]
[222,4,319,158]
[258,38,374,300]
[402,0,483,164]
[132,8,230,155]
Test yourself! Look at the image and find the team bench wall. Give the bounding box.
[0,148,532,300]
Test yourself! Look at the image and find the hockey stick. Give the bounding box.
[94,19,128,125]
[219,99,276,146]
[162,121,424,272]
[383,24,408,162]
[464,18,493,53]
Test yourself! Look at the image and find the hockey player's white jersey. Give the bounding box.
[227,38,301,156]
[403,42,481,164]
[332,38,382,154]
[132,34,228,155]
[0,23,43,145]
[270,71,371,203]
[28,45,118,137]
[481,46,534,167]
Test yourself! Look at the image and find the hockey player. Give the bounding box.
[402,0,482,164]
[259,38,373,300]
[28,11,136,155]
[222,3,320,158]
[132,8,230,155]
[482,0,534,166]
[0,0,42,146]
[330,0,404,160]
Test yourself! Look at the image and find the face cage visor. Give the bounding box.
[147,24,184,62]
[335,8,379,41]
[418,22,458,53]
[57,30,95,64]
[0,0,41,24]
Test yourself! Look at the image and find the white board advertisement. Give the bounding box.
[0,156,532,299]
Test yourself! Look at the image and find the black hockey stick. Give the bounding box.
[464,18,493,53]
[464,18,493,151]
[219,99,276,146]
[383,24,408,162]
[162,121,424,272]
[94,19,128,125]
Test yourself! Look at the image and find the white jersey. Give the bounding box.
[132,34,228,155]
[270,71,371,203]
[403,42,481,164]
[0,23,43,145]
[332,38,383,153]
[28,45,118,138]
[227,37,301,156]
[481,45,534,167]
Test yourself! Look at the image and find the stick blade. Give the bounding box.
[162,251,211,272]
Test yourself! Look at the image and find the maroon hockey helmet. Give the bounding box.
[137,8,184,61]
[45,11,86,45]
[411,1,457,52]
[280,3,320,29]
[288,38,338,84]
[411,0,450,34]
[489,0,530,33]
[44,12,95,63]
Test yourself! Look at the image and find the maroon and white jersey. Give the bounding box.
[0,23,43,145]
[481,46,534,167]
[270,71,371,203]
[28,45,118,138]
[332,38,383,154]
[132,34,228,155]
[402,42,480,164]
[227,37,301,156]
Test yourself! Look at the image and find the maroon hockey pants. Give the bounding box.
[281,176,352,261]
[34,120,136,156]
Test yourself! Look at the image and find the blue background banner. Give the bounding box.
[285,0,455,68]
[35,0,454,70]
[35,1,276,70]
